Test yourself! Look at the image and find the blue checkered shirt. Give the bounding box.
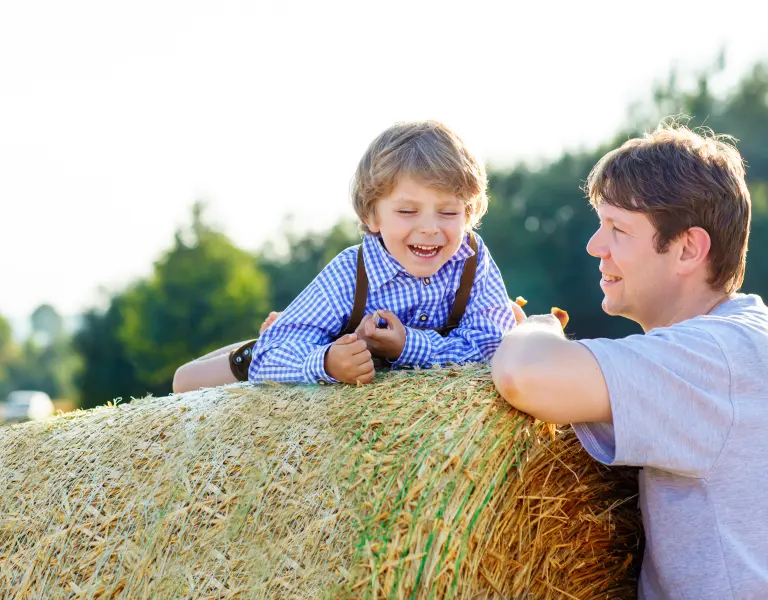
[248,232,515,384]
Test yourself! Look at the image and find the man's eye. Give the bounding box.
[613,227,625,235]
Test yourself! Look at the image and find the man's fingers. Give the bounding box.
[551,307,569,329]
[510,301,527,325]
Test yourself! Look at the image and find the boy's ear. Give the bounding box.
[363,214,380,233]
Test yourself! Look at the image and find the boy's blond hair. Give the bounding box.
[351,121,488,234]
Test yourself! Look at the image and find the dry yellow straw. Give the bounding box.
[0,364,641,599]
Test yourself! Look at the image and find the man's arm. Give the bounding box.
[490,316,612,425]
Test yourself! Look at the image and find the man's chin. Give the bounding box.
[601,298,623,316]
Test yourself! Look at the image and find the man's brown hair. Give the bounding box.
[351,121,488,234]
[585,122,751,293]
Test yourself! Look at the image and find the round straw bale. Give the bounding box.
[0,364,642,599]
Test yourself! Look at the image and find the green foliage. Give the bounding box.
[0,305,79,402]
[0,314,16,398]
[73,203,271,405]
[119,203,271,390]
[72,295,142,409]
[30,303,63,342]
[260,219,360,310]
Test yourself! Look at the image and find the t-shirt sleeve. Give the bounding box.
[572,324,734,478]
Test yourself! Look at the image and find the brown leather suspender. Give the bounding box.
[442,231,478,334]
[340,231,479,337]
[341,248,370,336]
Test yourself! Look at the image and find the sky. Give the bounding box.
[2,0,767,327]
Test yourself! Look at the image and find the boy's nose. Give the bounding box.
[418,216,440,235]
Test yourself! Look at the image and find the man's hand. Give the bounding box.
[511,298,569,331]
[260,311,281,334]
[355,310,406,361]
[324,333,375,385]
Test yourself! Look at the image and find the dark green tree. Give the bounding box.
[260,218,360,311]
[73,294,142,409]
[118,203,271,391]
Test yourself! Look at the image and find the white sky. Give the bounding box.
[2,0,767,324]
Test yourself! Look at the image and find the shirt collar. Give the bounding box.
[362,232,476,293]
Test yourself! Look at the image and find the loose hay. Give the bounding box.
[0,365,642,599]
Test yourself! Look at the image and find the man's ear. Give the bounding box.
[677,226,712,275]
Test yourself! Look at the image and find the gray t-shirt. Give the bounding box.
[573,294,768,600]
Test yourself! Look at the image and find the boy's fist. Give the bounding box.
[324,333,375,385]
[355,310,406,361]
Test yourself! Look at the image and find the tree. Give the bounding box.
[73,294,142,409]
[30,303,63,345]
[0,305,79,401]
[118,203,270,391]
[0,314,17,398]
[259,218,360,310]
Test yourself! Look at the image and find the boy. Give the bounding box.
[173,120,515,392]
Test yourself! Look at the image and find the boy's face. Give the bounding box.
[364,176,467,278]
[586,203,682,331]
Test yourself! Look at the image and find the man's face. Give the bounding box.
[364,176,467,278]
[586,203,680,331]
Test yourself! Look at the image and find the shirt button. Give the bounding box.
[423,277,430,285]
[419,314,428,322]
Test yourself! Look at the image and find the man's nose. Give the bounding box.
[586,229,607,258]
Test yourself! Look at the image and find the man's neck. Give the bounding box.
[642,287,732,332]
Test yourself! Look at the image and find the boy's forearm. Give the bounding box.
[248,341,338,385]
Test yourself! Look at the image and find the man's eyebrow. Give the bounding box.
[601,215,629,228]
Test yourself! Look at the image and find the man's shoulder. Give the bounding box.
[676,294,768,352]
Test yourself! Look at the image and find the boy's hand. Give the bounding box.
[324,333,375,385]
[260,311,281,334]
[356,310,406,361]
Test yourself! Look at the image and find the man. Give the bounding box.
[491,124,768,599]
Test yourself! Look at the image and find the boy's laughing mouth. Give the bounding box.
[408,244,441,258]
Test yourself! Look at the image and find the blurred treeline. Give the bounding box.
[2,59,767,410]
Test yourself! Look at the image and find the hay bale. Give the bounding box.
[0,365,641,599]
